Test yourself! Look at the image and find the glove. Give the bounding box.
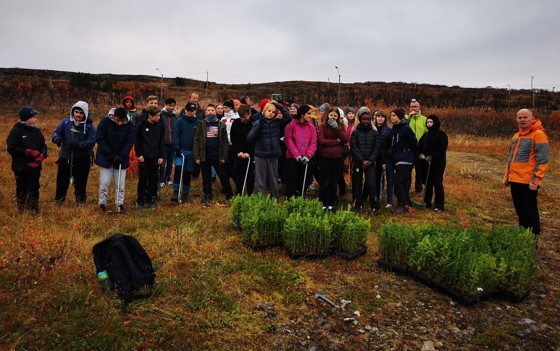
[296,156,303,163]
[271,101,280,109]
[327,118,338,129]
[25,149,41,158]
[302,156,310,165]
[28,154,44,168]
[53,137,62,147]
[419,154,426,160]
[113,155,121,165]
[426,155,433,162]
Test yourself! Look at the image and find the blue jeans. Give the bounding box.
[160,144,175,183]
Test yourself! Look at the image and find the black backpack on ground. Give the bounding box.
[93,234,156,311]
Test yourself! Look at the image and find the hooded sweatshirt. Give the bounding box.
[503,119,549,186]
[418,115,448,166]
[52,101,96,159]
[95,109,135,168]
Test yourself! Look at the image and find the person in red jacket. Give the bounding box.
[318,107,349,211]
[503,108,549,236]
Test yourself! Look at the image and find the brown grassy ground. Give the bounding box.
[0,115,558,350]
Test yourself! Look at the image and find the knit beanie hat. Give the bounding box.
[392,107,406,120]
[259,99,270,112]
[346,107,355,115]
[296,105,312,119]
[223,99,235,110]
[19,106,39,121]
[357,107,371,121]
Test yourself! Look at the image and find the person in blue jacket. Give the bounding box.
[95,107,135,213]
[52,101,96,205]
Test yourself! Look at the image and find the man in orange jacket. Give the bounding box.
[503,108,549,235]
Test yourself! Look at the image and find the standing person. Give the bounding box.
[186,92,205,120]
[134,106,164,209]
[122,96,140,125]
[284,105,317,198]
[406,98,428,193]
[7,106,47,214]
[373,109,392,208]
[160,98,178,187]
[388,107,418,214]
[503,108,549,236]
[171,102,200,203]
[247,101,293,199]
[350,107,381,214]
[289,103,299,118]
[343,107,357,189]
[216,103,225,119]
[135,95,159,125]
[318,107,348,211]
[230,104,256,195]
[95,107,135,213]
[221,99,240,180]
[52,101,96,205]
[240,96,258,116]
[193,104,233,206]
[418,115,448,212]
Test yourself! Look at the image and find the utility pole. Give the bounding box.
[531,76,535,109]
[206,71,209,96]
[156,68,163,101]
[335,66,341,105]
[507,85,511,109]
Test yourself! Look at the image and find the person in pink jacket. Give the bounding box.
[283,105,317,198]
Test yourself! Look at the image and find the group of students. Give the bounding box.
[7,94,448,215]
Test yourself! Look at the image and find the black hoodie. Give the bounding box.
[418,115,448,165]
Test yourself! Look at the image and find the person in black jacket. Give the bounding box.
[95,107,135,213]
[230,104,256,195]
[134,106,165,209]
[350,107,381,215]
[418,115,448,212]
[387,107,419,214]
[7,106,47,214]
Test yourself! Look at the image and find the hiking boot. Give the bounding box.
[117,205,126,214]
[181,194,190,203]
[370,209,379,217]
[167,180,173,185]
[98,204,107,213]
[171,191,179,202]
[146,202,155,209]
[137,202,145,209]
[434,208,444,213]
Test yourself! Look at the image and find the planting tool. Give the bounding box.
[241,156,251,196]
[177,153,185,203]
[301,163,309,198]
[379,170,385,204]
[315,291,339,308]
[69,126,79,186]
[420,161,431,208]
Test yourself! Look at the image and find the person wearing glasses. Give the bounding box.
[406,99,428,194]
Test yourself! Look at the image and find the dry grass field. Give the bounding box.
[0,113,558,351]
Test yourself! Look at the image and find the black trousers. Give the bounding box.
[15,168,41,211]
[56,156,91,203]
[352,162,378,209]
[319,156,343,207]
[422,161,446,209]
[285,158,309,198]
[510,182,540,235]
[414,159,423,192]
[394,164,413,207]
[201,154,232,198]
[233,156,255,196]
[137,158,159,205]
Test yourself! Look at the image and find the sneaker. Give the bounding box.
[393,206,406,214]
[167,180,173,185]
[171,191,179,202]
[160,182,166,188]
[146,202,155,209]
[203,196,211,207]
[370,210,378,217]
[181,194,190,203]
[434,208,444,213]
[98,204,107,213]
[137,203,145,209]
[385,203,393,209]
[117,205,126,214]
[54,198,65,206]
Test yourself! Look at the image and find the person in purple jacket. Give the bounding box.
[318,107,349,211]
[283,105,317,198]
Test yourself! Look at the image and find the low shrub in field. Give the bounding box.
[239,194,286,248]
[284,196,324,217]
[378,224,537,300]
[330,207,371,254]
[283,212,332,258]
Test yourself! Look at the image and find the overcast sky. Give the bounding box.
[1,0,558,90]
